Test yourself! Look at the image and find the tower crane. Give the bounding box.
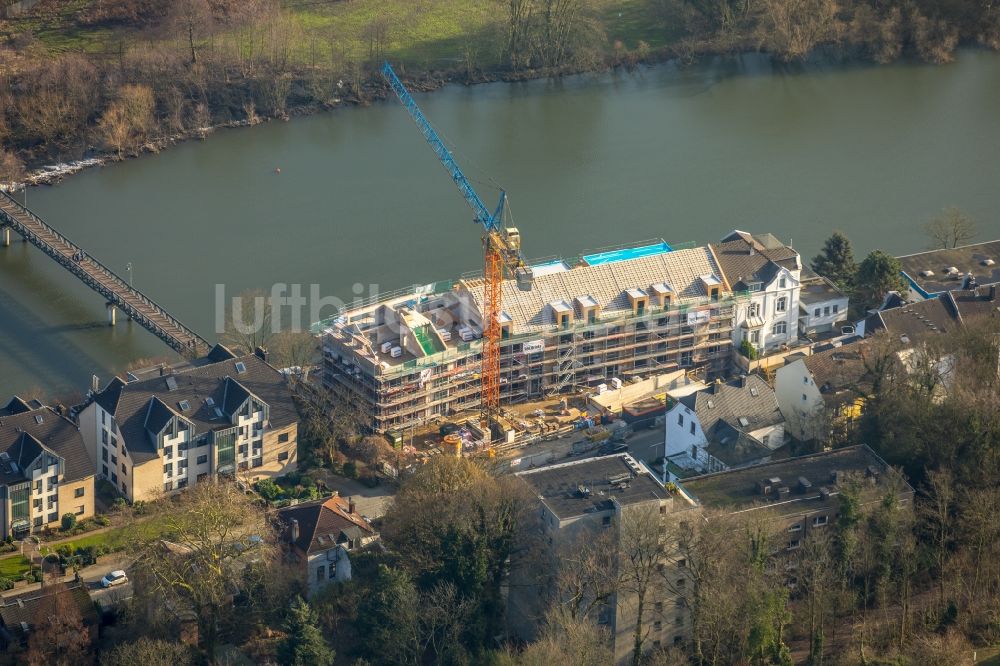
[381,61,533,434]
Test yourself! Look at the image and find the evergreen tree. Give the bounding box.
[854,250,908,311]
[811,232,856,290]
[278,596,335,666]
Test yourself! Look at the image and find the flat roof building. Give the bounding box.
[897,240,1000,298]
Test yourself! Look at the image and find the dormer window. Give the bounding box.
[626,289,648,316]
[549,300,573,329]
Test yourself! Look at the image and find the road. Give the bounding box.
[502,422,666,474]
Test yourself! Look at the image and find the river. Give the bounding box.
[2,50,999,399]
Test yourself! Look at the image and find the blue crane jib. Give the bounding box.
[380,61,505,233]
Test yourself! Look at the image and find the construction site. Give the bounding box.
[319,238,748,438]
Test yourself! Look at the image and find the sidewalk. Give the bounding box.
[0,553,129,599]
[0,523,118,563]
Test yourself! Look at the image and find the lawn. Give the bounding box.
[0,556,30,579]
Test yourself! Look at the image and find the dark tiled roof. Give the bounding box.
[868,297,959,344]
[803,340,879,409]
[0,584,98,635]
[0,406,92,484]
[0,397,32,417]
[222,377,252,417]
[897,240,1000,296]
[945,287,1000,324]
[93,377,126,415]
[518,454,669,520]
[93,353,298,463]
[711,240,781,289]
[704,422,773,468]
[679,375,784,435]
[278,495,376,554]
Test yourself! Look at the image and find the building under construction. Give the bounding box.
[319,239,750,434]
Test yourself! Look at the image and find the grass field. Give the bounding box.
[0,555,30,579]
[3,0,672,67]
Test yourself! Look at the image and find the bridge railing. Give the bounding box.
[0,189,209,351]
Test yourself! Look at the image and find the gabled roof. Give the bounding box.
[0,397,33,417]
[705,422,773,468]
[866,297,959,345]
[222,377,254,416]
[277,495,377,554]
[0,406,92,485]
[0,583,99,636]
[92,353,298,463]
[944,287,1000,325]
[144,396,177,438]
[461,246,727,333]
[802,340,878,408]
[679,375,784,435]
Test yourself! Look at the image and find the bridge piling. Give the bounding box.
[106,303,116,326]
[2,226,8,247]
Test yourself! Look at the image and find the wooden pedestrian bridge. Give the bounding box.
[0,189,210,357]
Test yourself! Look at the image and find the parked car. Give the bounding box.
[100,570,128,588]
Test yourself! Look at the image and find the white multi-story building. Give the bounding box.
[711,231,803,356]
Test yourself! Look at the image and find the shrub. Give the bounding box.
[0,577,13,590]
[739,339,758,360]
[61,513,77,531]
[255,478,284,502]
[95,515,111,527]
[343,461,358,479]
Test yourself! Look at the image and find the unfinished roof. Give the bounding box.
[92,353,298,464]
[518,454,668,521]
[898,240,1000,297]
[799,270,847,306]
[679,445,910,518]
[679,375,784,435]
[461,246,727,333]
[0,405,92,485]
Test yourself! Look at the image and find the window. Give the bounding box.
[239,444,248,456]
[750,330,760,344]
[76,505,85,515]
[602,515,612,527]
[34,517,43,527]
[278,452,289,462]
[102,430,108,445]
[121,482,127,493]
[689,422,695,435]
[814,307,821,317]
[48,494,57,508]
[788,539,801,550]
[252,458,263,469]
[102,448,108,462]
[33,499,41,509]
[179,459,189,470]
[832,304,839,313]
[748,302,761,318]
[74,487,84,498]
[111,454,117,466]
[279,433,289,443]
[238,461,249,471]
[178,478,189,489]
[776,297,787,312]
[164,446,173,460]
[773,321,787,336]
[691,444,698,458]
[802,394,807,401]
[102,465,108,477]
[824,306,830,316]
[120,445,127,458]
[101,411,106,425]
[660,505,667,515]
[788,523,802,532]
[677,414,684,426]
[677,559,686,568]
[197,454,208,465]
[316,565,325,581]
[164,463,173,477]
[675,615,684,626]
[813,515,828,527]
[655,601,664,613]
[47,512,57,524]
[164,481,173,492]
[779,277,787,288]
[111,472,118,484]
[654,621,662,631]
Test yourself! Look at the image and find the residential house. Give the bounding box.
[711,231,802,356]
[677,445,913,554]
[774,339,875,441]
[0,398,94,539]
[78,345,298,502]
[897,240,1000,299]
[277,494,378,597]
[664,375,786,474]
[798,268,850,337]
[0,583,99,649]
[510,454,693,663]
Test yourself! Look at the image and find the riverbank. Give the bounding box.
[2,0,998,188]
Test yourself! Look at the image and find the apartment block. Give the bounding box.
[78,345,298,502]
[0,397,95,539]
[510,454,694,664]
[320,240,746,433]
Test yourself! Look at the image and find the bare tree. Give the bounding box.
[24,583,91,665]
[554,527,620,621]
[98,84,156,158]
[125,481,277,652]
[221,288,274,355]
[924,207,976,249]
[0,149,25,185]
[167,0,213,65]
